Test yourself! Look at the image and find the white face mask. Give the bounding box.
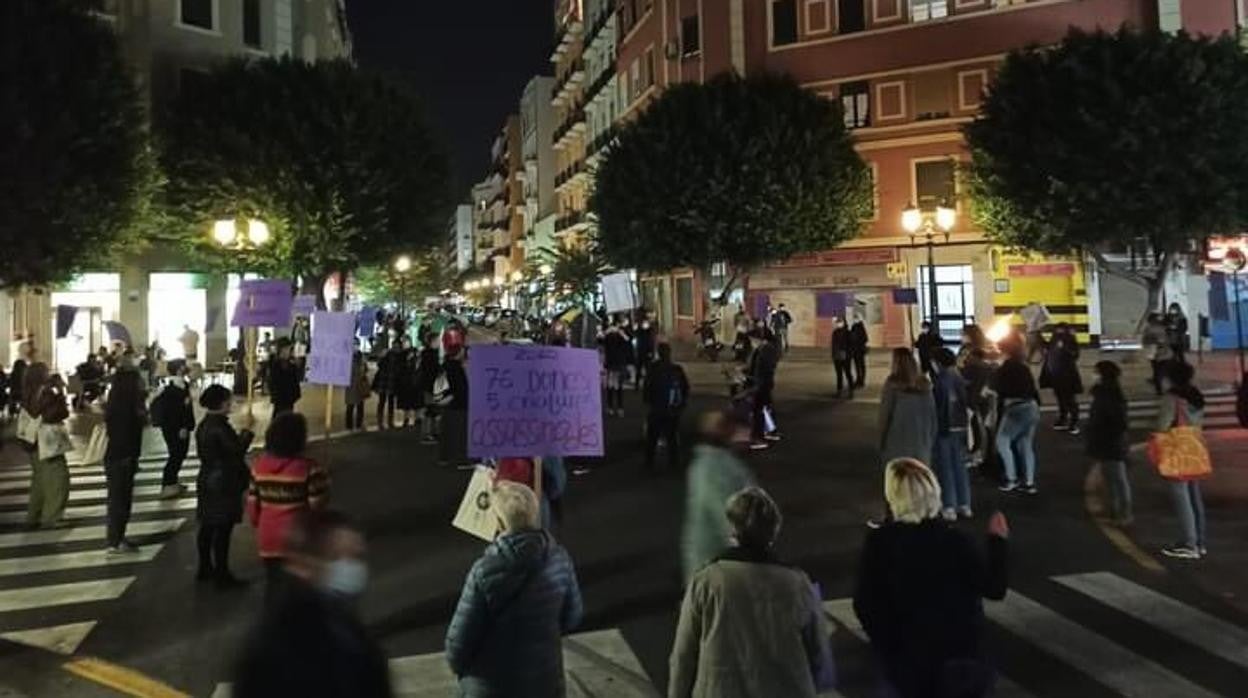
[323,558,368,597]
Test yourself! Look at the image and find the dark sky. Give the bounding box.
[346,1,554,198]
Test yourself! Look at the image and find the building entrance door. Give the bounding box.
[917,265,976,343]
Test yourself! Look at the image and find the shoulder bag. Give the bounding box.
[1147,398,1212,481]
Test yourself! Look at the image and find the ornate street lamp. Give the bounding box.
[901,202,956,339]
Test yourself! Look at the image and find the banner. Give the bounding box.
[602,272,637,314]
[55,305,77,339]
[451,466,501,542]
[468,345,603,458]
[230,280,294,328]
[102,321,132,347]
[305,311,355,387]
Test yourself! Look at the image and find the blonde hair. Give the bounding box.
[725,486,782,549]
[884,458,942,523]
[492,480,540,532]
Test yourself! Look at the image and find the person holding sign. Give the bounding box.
[445,480,583,697]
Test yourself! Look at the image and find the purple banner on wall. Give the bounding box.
[468,345,603,458]
[305,311,355,387]
[230,280,294,328]
[892,288,920,305]
[816,292,851,318]
[752,294,770,320]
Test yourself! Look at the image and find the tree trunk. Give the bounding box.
[302,273,327,311]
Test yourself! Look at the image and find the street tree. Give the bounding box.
[591,72,871,300]
[160,57,449,307]
[966,28,1248,326]
[353,250,453,309]
[0,0,158,288]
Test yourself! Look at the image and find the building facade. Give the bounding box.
[551,0,594,243]
[447,204,475,274]
[520,75,558,263]
[11,0,352,371]
[614,0,1242,348]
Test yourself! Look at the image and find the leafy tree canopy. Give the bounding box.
[966,28,1248,298]
[591,72,871,291]
[534,239,611,307]
[353,250,453,308]
[0,0,158,288]
[160,57,449,288]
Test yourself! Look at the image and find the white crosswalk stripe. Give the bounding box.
[0,483,197,507]
[1039,393,1240,429]
[0,495,195,524]
[0,457,202,479]
[207,571,1248,697]
[0,519,185,549]
[0,542,164,577]
[0,468,200,492]
[0,578,135,614]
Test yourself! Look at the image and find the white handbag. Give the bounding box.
[17,410,40,445]
[80,424,108,466]
[37,423,74,461]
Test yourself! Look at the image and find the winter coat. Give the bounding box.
[345,357,371,405]
[1157,386,1206,431]
[748,341,780,393]
[854,520,1008,698]
[445,530,583,697]
[849,322,869,356]
[933,368,969,435]
[878,381,936,465]
[959,358,994,414]
[267,358,302,407]
[416,347,441,394]
[395,350,422,410]
[602,329,634,370]
[443,358,468,410]
[372,350,402,394]
[669,547,831,698]
[104,383,146,462]
[233,573,392,698]
[992,357,1039,407]
[1085,383,1128,461]
[195,413,255,525]
[830,327,852,361]
[643,360,690,417]
[154,382,196,433]
[1039,331,1082,394]
[634,326,657,361]
[247,453,330,558]
[681,444,755,582]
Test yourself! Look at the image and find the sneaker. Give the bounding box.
[1199,546,1208,557]
[107,541,140,555]
[957,506,974,520]
[763,433,782,442]
[998,483,1020,493]
[1067,426,1081,436]
[1053,424,1069,432]
[749,441,770,451]
[159,483,187,499]
[1161,545,1202,560]
[1022,484,1039,496]
[940,509,957,522]
[865,517,886,529]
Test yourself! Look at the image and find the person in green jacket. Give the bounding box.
[681,410,756,583]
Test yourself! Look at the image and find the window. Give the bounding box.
[676,277,695,317]
[179,0,215,30]
[837,0,865,34]
[643,46,656,88]
[914,159,956,209]
[806,0,830,34]
[772,0,798,46]
[840,80,870,129]
[913,73,951,120]
[629,58,640,101]
[243,0,261,48]
[910,0,947,22]
[681,14,701,56]
[958,70,987,110]
[875,81,906,120]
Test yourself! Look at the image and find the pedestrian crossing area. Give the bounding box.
[0,453,197,657]
[208,570,1248,698]
[1038,389,1241,430]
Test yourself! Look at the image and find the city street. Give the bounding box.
[1,350,1246,697]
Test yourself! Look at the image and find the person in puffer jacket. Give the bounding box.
[446,480,583,697]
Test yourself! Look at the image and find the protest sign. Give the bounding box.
[451,466,500,542]
[231,280,294,327]
[292,294,317,317]
[468,345,603,458]
[305,311,355,387]
[891,288,919,305]
[602,272,638,314]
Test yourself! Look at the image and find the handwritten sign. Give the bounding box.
[230,280,294,327]
[468,345,603,458]
[292,294,317,317]
[305,311,355,387]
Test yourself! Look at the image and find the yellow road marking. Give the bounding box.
[63,657,191,698]
[1083,464,1165,574]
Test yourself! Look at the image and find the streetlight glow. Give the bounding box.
[935,205,957,232]
[539,263,553,276]
[394,255,412,273]
[901,206,923,234]
[511,270,524,283]
[213,219,237,246]
[246,219,270,246]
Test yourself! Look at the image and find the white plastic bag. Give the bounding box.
[37,424,74,461]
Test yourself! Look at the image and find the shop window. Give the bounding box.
[772,0,798,46]
[841,80,870,129]
[910,0,947,22]
[913,73,951,120]
[676,277,695,317]
[837,0,865,34]
[914,159,956,208]
[681,14,701,56]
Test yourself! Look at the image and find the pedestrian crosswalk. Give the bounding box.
[205,570,1247,697]
[0,453,197,656]
[1039,390,1241,430]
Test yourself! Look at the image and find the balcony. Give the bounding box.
[584,0,616,48]
[584,64,614,103]
[555,161,587,189]
[553,108,587,149]
[587,126,616,159]
[554,211,587,235]
[550,18,584,61]
[551,59,586,107]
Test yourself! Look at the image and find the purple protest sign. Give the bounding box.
[292,294,317,317]
[305,311,356,387]
[468,345,603,458]
[230,280,294,327]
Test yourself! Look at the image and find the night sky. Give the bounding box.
[346,0,554,198]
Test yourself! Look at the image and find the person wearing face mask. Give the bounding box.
[233,510,391,698]
[446,480,584,697]
[194,385,255,587]
[150,362,196,499]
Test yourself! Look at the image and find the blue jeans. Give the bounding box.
[997,401,1039,486]
[934,432,971,511]
[1170,481,1206,548]
[1100,460,1132,521]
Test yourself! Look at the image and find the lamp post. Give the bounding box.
[1226,247,1247,377]
[393,254,412,318]
[214,218,271,414]
[901,203,956,339]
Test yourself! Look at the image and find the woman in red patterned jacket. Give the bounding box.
[248,412,329,588]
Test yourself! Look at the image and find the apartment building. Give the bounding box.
[551,0,593,242]
[520,76,559,262]
[20,0,352,371]
[615,0,1241,347]
[446,204,475,275]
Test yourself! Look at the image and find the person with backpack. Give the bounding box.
[642,343,690,472]
[151,363,196,499]
[1086,361,1131,526]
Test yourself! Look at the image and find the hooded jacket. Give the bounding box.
[445,530,583,697]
